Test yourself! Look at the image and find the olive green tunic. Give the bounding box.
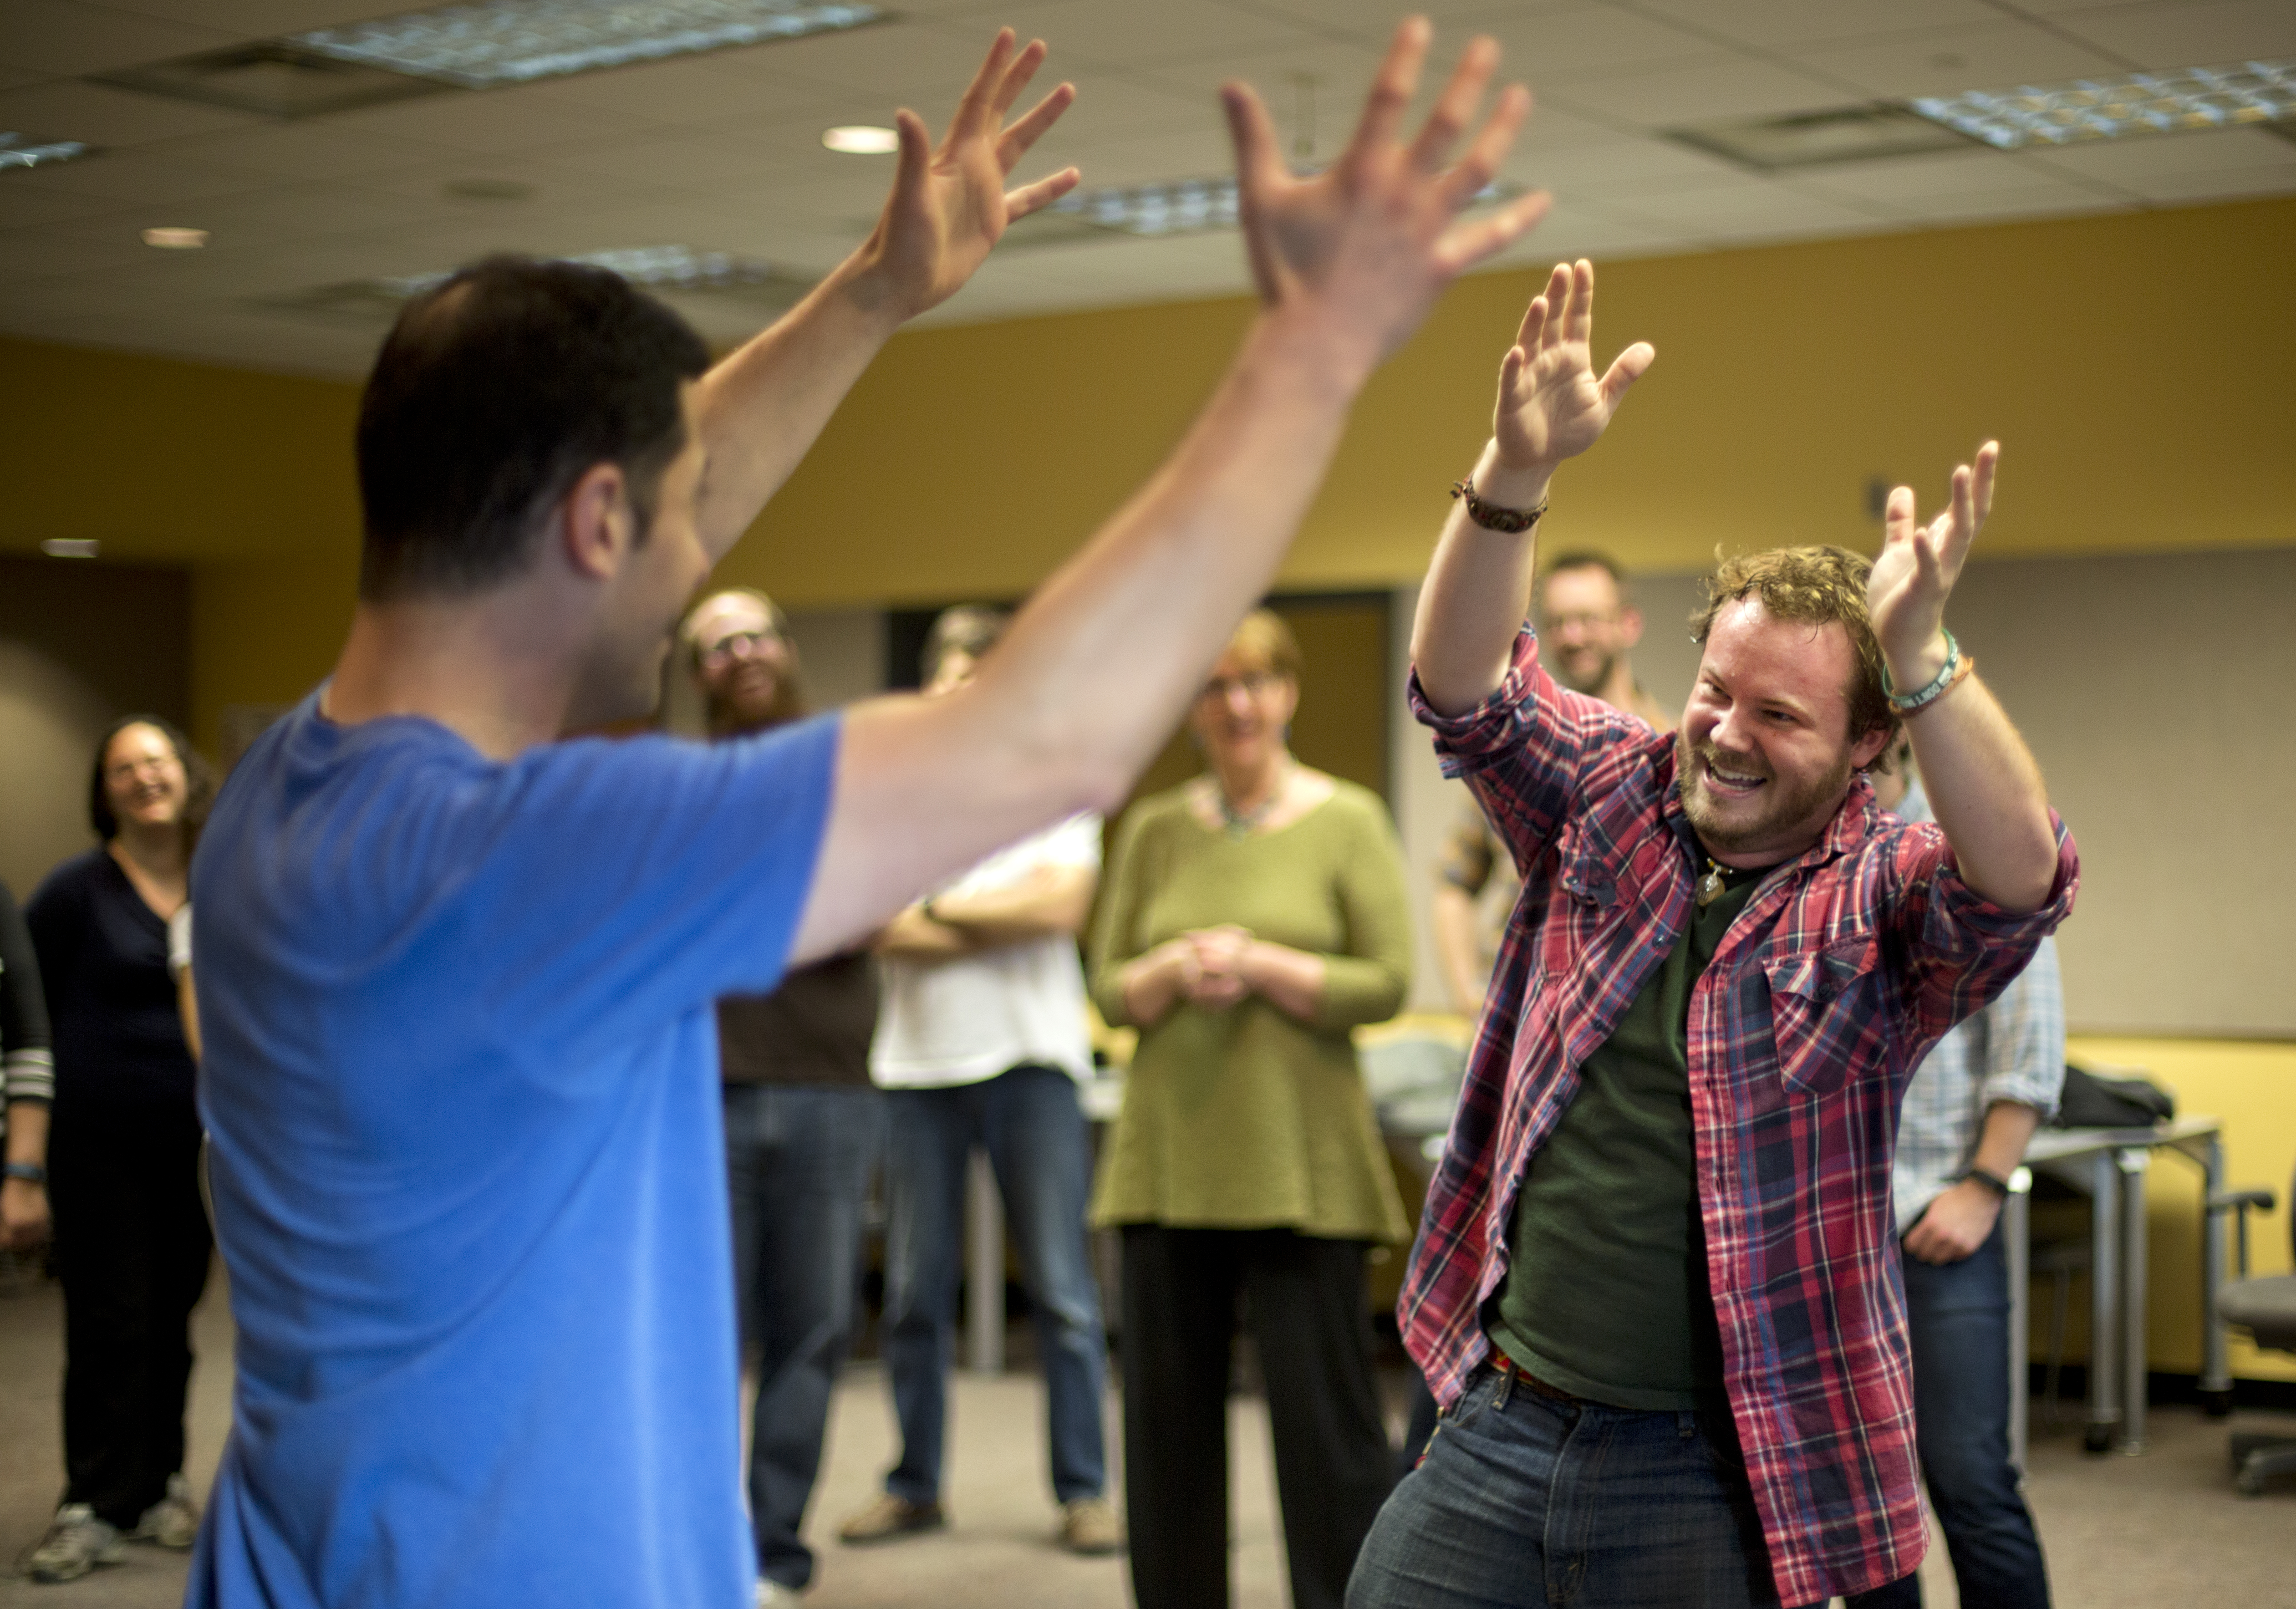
[1088,780,1414,1244]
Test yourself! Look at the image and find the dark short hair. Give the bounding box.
[922,605,1012,682]
[1539,549,1630,606]
[356,255,712,601]
[1689,545,1899,770]
[88,715,215,847]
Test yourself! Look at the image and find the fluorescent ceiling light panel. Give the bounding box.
[1019,173,1522,242]
[823,125,899,154]
[1912,58,2296,149]
[1666,105,1973,170]
[143,226,211,248]
[0,132,98,171]
[267,244,815,323]
[41,540,101,558]
[289,0,886,90]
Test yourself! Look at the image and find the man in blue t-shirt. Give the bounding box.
[188,22,1558,1609]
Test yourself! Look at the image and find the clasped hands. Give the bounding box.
[1145,925,1262,1011]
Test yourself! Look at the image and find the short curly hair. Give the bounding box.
[1688,545,1899,770]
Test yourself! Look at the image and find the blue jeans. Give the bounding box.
[881,1064,1108,1506]
[1847,1222,2051,1609]
[1348,1364,1803,1609]
[724,1083,883,1590]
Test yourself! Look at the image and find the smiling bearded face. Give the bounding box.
[1675,597,1888,865]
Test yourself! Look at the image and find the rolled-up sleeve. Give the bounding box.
[1978,935,2065,1120]
[1884,812,2079,1046]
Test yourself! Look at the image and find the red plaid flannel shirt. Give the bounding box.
[1401,627,2077,1604]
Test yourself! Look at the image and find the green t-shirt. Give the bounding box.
[1487,848,1764,1410]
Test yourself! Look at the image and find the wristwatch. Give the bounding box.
[1960,1166,2012,1198]
[3,1161,46,1185]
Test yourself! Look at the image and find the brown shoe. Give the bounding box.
[1058,1497,1122,1555]
[837,1493,945,1546]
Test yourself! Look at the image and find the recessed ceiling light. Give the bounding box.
[143,226,209,248]
[823,125,899,154]
[1912,57,2296,148]
[0,132,98,171]
[41,539,101,559]
[1666,105,1974,170]
[289,0,886,90]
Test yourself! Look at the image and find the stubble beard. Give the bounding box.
[1553,647,1617,698]
[1676,729,1855,858]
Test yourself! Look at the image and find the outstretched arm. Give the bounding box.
[1868,446,2058,913]
[692,31,1080,559]
[790,20,1552,964]
[1412,259,1653,715]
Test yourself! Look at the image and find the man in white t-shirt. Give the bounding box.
[840,606,1117,1556]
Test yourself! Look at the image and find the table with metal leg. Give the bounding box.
[2013,1116,2226,1457]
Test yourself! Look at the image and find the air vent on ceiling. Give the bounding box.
[1666,105,1976,171]
[97,41,453,118]
[260,245,818,325]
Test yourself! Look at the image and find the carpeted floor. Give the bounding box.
[0,1264,2289,1607]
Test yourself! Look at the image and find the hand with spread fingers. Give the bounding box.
[1492,259,1655,473]
[1222,18,1553,370]
[1868,443,1999,682]
[854,28,1080,321]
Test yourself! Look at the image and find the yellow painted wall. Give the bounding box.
[2061,1036,2296,1385]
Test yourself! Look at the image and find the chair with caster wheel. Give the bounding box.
[2211,1161,2296,1497]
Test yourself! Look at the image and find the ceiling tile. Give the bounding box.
[511,51,841,127]
[756,18,1018,101]
[324,86,664,157]
[1788,146,2080,204]
[1893,185,2131,225]
[1608,175,1885,231]
[1548,56,1850,126]
[969,0,1314,72]
[1039,125,1233,188]
[1505,134,1745,195]
[0,179,135,231]
[537,128,815,193]
[2043,0,2296,69]
[0,77,262,147]
[0,0,240,77]
[1130,36,1394,157]
[1239,0,1585,36]
[10,148,278,205]
[167,122,461,181]
[1629,0,2002,51]
[1466,6,1729,79]
[2021,126,2296,186]
[1786,19,2136,99]
[94,1,400,32]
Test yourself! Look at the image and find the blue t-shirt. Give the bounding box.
[185,694,840,1609]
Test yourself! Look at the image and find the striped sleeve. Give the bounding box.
[0,884,53,1106]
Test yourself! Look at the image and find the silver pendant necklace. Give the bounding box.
[1217,761,1288,840]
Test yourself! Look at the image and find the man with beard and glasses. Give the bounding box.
[182,22,1556,1609]
[1346,260,2076,1609]
[1430,550,1670,1018]
[681,588,884,1607]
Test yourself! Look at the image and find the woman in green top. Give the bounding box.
[1089,609,1413,1609]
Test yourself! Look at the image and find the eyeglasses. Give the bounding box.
[697,629,780,670]
[1540,610,1621,634]
[1200,670,1283,702]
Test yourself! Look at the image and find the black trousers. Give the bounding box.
[1120,1225,1397,1609]
[48,1101,212,1529]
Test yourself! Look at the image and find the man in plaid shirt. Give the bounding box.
[1349,261,2077,1609]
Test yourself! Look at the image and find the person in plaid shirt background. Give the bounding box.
[1347,260,2077,1609]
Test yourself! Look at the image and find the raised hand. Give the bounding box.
[1493,259,1653,471]
[1867,443,1999,672]
[854,30,1079,321]
[1222,19,1553,371]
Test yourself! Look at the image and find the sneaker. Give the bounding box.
[1058,1496,1122,1556]
[132,1473,199,1550]
[24,1505,125,1584]
[836,1492,945,1545]
[754,1581,803,1608]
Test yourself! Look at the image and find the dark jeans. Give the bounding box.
[49,1101,213,1530]
[881,1065,1107,1507]
[1348,1364,1802,1609]
[1120,1225,1396,1609]
[1847,1222,2051,1609]
[724,1083,882,1590]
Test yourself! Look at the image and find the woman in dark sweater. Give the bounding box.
[23,715,215,1584]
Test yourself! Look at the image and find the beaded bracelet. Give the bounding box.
[1882,629,1975,714]
[1451,478,1548,534]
